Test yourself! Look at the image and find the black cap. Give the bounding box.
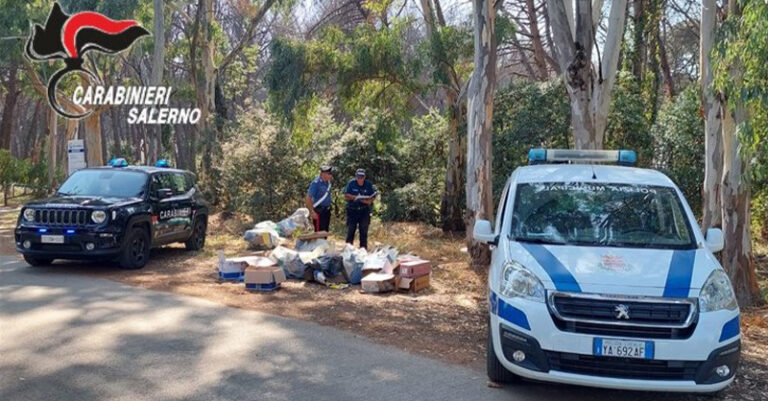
[320,165,333,173]
[355,169,366,177]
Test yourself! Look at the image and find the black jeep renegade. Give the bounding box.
[14,165,209,269]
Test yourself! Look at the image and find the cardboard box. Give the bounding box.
[361,272,399,293]
[218,252,274,274]
[398,273,431,293]
[399,259,431,278]
[245,282,280,292]
[298,231,330,241]
[244,266,287,285]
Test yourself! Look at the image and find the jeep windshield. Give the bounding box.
[510,182,696,250]
[57,170,148,198]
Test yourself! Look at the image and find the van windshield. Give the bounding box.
[510,182,696,250]
[58,170,148,198]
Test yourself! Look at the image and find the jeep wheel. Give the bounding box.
[119,227,150,270]
[23,255,54,267]
[487,318,520,384]
[185,217,206,251]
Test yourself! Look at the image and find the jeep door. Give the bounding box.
[150,172,176,244]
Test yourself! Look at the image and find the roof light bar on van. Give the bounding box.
[108,158,129,167]
[528,149,637,166]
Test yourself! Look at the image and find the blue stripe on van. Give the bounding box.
[719,316,740,342]
[662,250,697,298]
[520,243,582,292]
[489,291,531,331]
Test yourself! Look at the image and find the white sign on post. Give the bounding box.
[67,139,86,175]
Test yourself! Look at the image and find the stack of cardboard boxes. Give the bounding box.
[360,253,432,294]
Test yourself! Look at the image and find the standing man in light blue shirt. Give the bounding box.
[306,165,333,231]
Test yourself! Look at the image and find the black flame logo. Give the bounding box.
[25,2,150,119]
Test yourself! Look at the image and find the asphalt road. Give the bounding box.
[2,253,588,401]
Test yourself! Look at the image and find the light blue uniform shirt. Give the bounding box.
[308,176,332,208]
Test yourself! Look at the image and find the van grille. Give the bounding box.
[548,292,697,340]
[552,294,692,325]
[34,209,89,226]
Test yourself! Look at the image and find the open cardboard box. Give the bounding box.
[361,272,400,293]
[398,273,431,293]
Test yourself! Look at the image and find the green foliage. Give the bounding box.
[0,151,48,204]
[380,110,448,224]
[266,21,423,124]
[605,72,653,167]
[650,86,704,216]
[492,80,571,200]
[712,0,768,184]
[217,105,306,221]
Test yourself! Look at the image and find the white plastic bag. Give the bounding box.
[276,208,311,237]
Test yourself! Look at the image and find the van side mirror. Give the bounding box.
[704,228,724,253]
[473,219,497,244]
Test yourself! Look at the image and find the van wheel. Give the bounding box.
[185,217,206,251]
[119,227,150,270]
[487,319,520,384]
[24,255,54,267]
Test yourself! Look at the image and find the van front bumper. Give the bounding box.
[490,293,740,393]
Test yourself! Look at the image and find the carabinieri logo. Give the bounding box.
[25,2,150,119]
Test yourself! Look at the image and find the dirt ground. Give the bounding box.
[2,209,767,400]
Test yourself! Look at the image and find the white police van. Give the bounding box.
[473,149,740,393]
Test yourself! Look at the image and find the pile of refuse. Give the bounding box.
[215,208,432,293]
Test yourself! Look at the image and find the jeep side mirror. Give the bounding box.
[704,228,724,253]
[156,188,174,200]
[473,219,497,244]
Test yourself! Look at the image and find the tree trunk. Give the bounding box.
[197,0,217,177]
[47,109,58,190]
[631,0,646,83]
[151,0,165,164]
[721,106,762,306]
[719,1,763,307]
[701,0,722,230]
[442,101,465,232]
[658,24,675,98]
[84,113,103,166]
[0,67,19,150]
[526,0,549,80]
[420,0,466,232]
[466,0,497,268]
[546,0,627,149]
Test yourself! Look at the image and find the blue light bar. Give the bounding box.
[528,148,547,164]
[109,158,128,167]
[38,228,48,233]
[66,229,76,235]
[527,149,637,166]
[155,159,170,168]
[618,150,637,165]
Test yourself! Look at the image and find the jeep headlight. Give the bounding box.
[23,208,36,222]
[500,261,545,302]
[699,270,738,312]
[91,210,107,224]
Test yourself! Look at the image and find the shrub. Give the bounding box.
[650,86,704,216]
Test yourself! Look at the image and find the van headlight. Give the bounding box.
[500,261,545,302]
[91,210,107,224]
[699,270,738,312]
[23,208,36,222]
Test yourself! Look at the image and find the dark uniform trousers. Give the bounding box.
[314,206,332,232]
[346,207,371,249]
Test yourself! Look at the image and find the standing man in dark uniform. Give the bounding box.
[306,166,333,232]
[344,169,377,249]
